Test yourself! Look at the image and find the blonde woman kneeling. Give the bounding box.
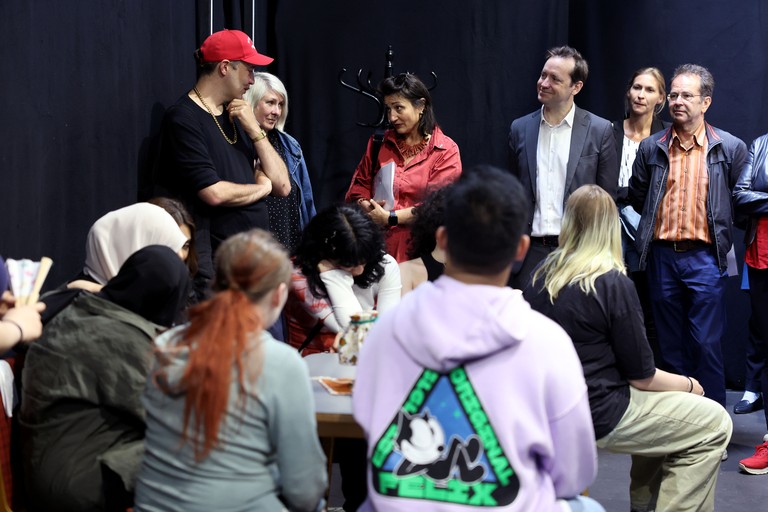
[523,185,732,512]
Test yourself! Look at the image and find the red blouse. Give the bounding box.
[345,125,461,262]
[746,216,768,269]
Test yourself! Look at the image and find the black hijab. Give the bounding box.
[98,245,191,327]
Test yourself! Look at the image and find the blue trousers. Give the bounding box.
[646,243,727,406]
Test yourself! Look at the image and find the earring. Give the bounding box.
[419,111,424,118]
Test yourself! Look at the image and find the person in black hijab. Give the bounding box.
[98,245,191,326]
[19,245,190,512]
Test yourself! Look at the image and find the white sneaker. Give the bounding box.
[722,449,728,462]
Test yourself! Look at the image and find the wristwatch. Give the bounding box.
[252,129,267,142]
[388,210,399,226]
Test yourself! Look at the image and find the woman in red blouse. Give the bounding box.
[345,73,462,262]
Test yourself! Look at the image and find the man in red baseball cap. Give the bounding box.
[198,29,274,67]
[154,29,290,298]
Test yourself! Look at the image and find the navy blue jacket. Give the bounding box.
[629,123,748,272]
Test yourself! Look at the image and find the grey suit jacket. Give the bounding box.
[508,106,618,234]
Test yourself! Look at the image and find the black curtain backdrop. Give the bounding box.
[0,0,199,283]
[271,0,569,207]
[1,0,765,386]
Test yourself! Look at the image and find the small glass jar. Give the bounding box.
[337,310,378,365]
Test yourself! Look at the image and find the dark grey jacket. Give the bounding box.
[508,106,618,234]
[733,132,768,246]
[628,123,748,272]
[21,293,161,511]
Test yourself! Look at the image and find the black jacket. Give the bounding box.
[733,132,768,246]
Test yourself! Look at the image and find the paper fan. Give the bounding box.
[6,257,53,305]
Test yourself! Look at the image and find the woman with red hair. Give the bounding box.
[134,230,327,512]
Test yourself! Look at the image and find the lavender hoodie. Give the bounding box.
[352,275,597,511]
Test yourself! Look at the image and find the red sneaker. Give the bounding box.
[739,436,768,475]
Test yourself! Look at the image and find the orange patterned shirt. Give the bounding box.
[654,123,712,243]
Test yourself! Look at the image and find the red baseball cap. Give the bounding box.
[199,29,273,66]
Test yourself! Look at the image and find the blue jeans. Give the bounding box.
[646,243,727,406]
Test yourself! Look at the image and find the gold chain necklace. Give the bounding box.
[193,87,237,145]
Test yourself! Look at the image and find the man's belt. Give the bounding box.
[655,240,711,253]
[530,235,560,247]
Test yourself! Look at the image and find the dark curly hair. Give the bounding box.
[406,185,452,260]
[293,204,387,299]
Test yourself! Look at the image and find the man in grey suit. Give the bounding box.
[508,46,617,289]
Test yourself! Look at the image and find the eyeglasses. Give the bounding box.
[667,92,702,102]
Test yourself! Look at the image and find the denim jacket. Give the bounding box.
[276,130,316,229]
[733,132,768,246]
[629,123,748,272]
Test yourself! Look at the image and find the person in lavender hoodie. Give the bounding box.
[352,165,603,512]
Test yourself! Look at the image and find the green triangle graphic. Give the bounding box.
[370,366,520,506]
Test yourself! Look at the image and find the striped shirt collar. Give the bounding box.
[670,121,707,150]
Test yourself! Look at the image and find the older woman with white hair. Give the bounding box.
[244,73,316,252]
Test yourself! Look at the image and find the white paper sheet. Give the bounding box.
[372,162,396,210]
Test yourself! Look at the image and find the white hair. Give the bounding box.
[244,72,289,131]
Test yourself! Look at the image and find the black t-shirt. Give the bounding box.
[156,95,268,280]
[523,269,656,439]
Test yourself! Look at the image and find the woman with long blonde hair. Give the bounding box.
[531,183,626,300]
[524,185,732,512]
[134,230,326,512]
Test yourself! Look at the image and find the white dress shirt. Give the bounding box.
[533,104,575,236]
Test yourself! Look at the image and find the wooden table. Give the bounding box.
[305,352,364,439]
[304,352,364,496]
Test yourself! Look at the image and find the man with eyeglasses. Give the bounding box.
[507,46,617,289]
[629,64,747,422]
[154,29,290,299]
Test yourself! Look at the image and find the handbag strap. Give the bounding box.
[297,321,324,354]
[369,128,386,168]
